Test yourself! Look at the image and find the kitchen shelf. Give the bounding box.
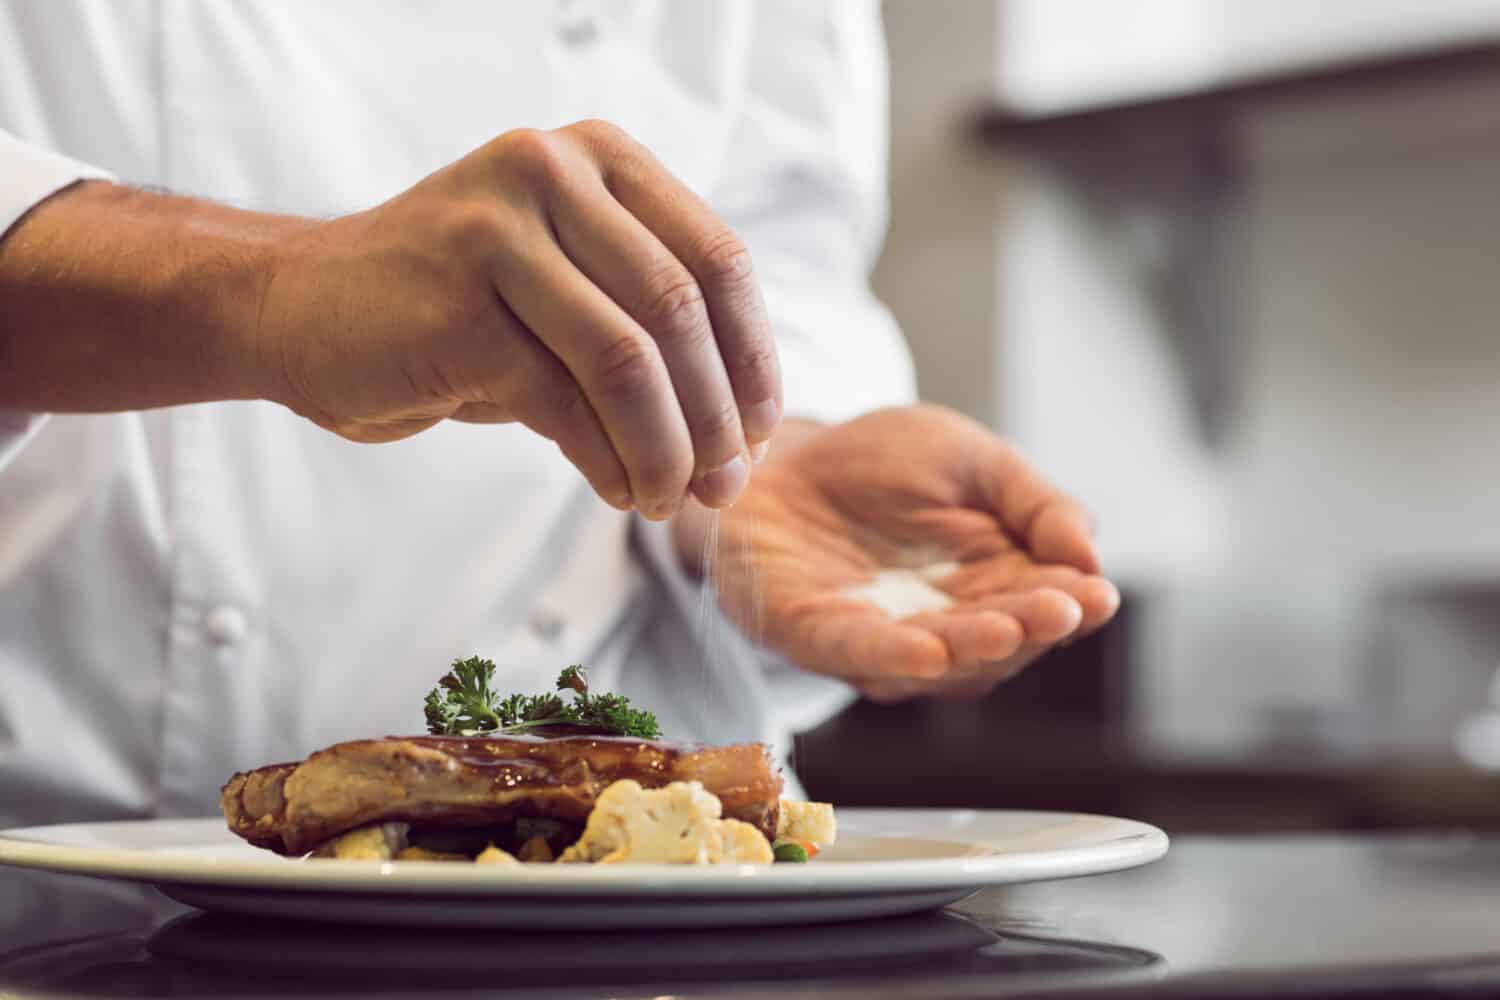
[972,40,1500,152]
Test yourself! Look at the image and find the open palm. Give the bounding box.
[706,405,1120,702]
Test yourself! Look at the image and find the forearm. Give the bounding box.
[0,181,306,411]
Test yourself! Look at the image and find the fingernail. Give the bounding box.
[1059,597,1084,637]
[742,399,780,441]
[648,498,681,521]
[694,455,749,508]
[749,440,770,464]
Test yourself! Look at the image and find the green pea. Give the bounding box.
[774,842,809,863]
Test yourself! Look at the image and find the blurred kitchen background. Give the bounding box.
[798,0,1500,832]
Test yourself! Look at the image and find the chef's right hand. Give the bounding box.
[255,120,781,517]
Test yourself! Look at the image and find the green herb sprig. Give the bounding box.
[424,657,661,740]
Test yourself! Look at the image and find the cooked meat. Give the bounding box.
[221,735,782,856]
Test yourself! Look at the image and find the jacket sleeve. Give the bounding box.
[708,0,917,425]
[0,129,113,471]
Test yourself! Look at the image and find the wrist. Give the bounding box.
[0,180,313,410]
[160,193,315,406]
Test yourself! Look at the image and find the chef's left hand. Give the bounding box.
[671,404,1120,702]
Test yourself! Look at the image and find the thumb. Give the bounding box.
[1027,500,1099,574]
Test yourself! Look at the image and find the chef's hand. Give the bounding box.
[256,120,778,516]
[673,405,1119,701]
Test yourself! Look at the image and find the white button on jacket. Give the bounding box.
[0,1,916,825]
[202,606,250,648]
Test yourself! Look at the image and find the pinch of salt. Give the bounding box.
[841,561,959,619]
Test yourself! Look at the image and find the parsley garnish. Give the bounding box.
[424,657,661,740]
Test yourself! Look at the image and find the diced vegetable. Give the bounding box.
[773,841,809,863]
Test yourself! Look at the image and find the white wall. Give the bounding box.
[1139,73,1500,759]
[997,0,1500,114]
[872,0,1003,423]
[1234,76,1500,580]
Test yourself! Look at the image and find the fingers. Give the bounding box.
[480,122,779,516]
[1067,574,1122,636]
[545,170,750,508]
[918,588,1082,666]
[576,122,783,454]
[489,224,695,519]
[905,610,1024,668]
[949,563,1121,637]
[1030,501,1100,575]
[797,584,1087,689]
[452,302,634,511]
[775,605,950,683]
[850,586,1103,703]
[977,441,1100,574]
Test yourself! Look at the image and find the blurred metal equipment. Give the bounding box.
[973,39,1500,446]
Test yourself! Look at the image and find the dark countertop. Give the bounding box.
[799,709,1500,835]
[5,833,1500,998]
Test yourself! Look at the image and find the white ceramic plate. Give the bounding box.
[0,809,1167,929]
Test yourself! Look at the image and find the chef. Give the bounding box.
[0,1,1118,825]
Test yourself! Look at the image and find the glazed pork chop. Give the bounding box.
[221,734,783,856]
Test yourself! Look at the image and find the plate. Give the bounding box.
[0,809,1167,929]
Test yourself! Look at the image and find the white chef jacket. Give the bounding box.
[0,1,916,826]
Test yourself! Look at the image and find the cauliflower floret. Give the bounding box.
[314,822,410,860]
[776,800,836,846]
[718,818,775,863]
[559,779,772,864]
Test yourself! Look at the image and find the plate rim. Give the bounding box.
[0,808,1169,897]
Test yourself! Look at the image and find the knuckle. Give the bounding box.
[690,398,741,450]
[438,203,502,253]
[730,339,777,379]
[567,117,632,149]
[534,370,590,429]
[415,296,459,337]
[497,127,569,186]
[591,335,661,402]
[638,266,710,347]
[694,230,755,291]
